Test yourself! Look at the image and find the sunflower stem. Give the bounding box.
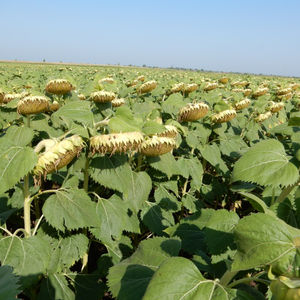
[24,115,32,237]
[81,153,90,273]
[137,154,143,171]
[219,270,238,286]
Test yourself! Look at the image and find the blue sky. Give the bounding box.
[1,0,300,76]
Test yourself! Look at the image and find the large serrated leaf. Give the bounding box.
[0,146,37,194]
[90,195,140,243]
[166,209,239,255]
[0,125,34,147]
[123,171,152,212]
[0,266,21,300]
[107,237,181,300]
[46,234,89,273]
[143,257,234,300]
[42,189,100,231]
[232,213,300,274]
[232,139,299,187]
[90,155,131,193]
[199,143,229,174]
[38,274,75,300]
[147,153,179,178]
[141,201,175,234]
[0,235,50,278]
[52,100,93,126]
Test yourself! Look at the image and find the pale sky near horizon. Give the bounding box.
[1,0,300,77]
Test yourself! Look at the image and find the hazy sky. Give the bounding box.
[1,0,300,76]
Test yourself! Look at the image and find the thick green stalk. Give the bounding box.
[219,270,238,286]
[227,277,270,288]
[276,178,300,204]
[24,115,32,237]
[81,153,90,273]
[137,154,143,171]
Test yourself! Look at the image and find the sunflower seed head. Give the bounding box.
[137,80,157,94]
[90,91,116,103]
[140,136,176,156]
[45,79,73,95]
[34,135,84,178]
[17,96,50,115]
[178,102,209,122]
[211,109,237,123]
[255,111,272,122]
[234,98,251,110]
[90,132,144,155]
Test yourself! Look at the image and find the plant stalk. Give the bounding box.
[219,270,238,286]
[276,178,300,203]
[227,277,270,288]
[24,115,32,237]
[81,153,90,273]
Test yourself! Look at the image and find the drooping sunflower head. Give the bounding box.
[90,132,144,155]
[90,91,116,103]
[276,87,292,96]
[3,93,21,104]
[17,95,50,115]
[111,98,125,107]
[50,101,60,112]
[137,75,145,82]
[139,136,177,156]
[34,135,84,180]
[45,79,73,95]
[234,98,251,110]
[0,89,5,103]
[157,125,178,138]
[137,80,157,94]
[211,109,237,123]
[268,101,285,113]
[167,82,185,95]
[98,77,115,84]
[204,82,218,91]
[178,102,209,122]
[184,83,198,93]
[252,87,269,97]
[255,111,272,122]
[218,77,229,84]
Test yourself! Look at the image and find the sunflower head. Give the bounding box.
[45,79,73,95]
[90,91,116,103]
[17,96,50,115]
[90,132,144,155]
[140,136,176,156]
[178,102,209,122]
[211,109,237,123]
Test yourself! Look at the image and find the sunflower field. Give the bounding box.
[0,62,299,300]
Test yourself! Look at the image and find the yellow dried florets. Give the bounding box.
[137,80,157,94]
[139,136,176,156]
[204,82,218,91]
[178,102,209,122]
[269,101,284,113]
[234,98,251,110]
[90,132,144,155]
[45,79,73,95]
[167,82,185,95]
[211,109,237,123]
[157,125,178,138]
[277,87,292,96]
[99,77,115,84]
[218,77,229,84]
[90,91,116,103]
[255,111,272,122]
[111,98,125,107]
[34,135,84,179]
[252,87,268,97]
[3,93,21,103]
[17,96,50,115]
[184,83,198,94]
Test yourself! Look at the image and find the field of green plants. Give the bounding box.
[0,62,299,300]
